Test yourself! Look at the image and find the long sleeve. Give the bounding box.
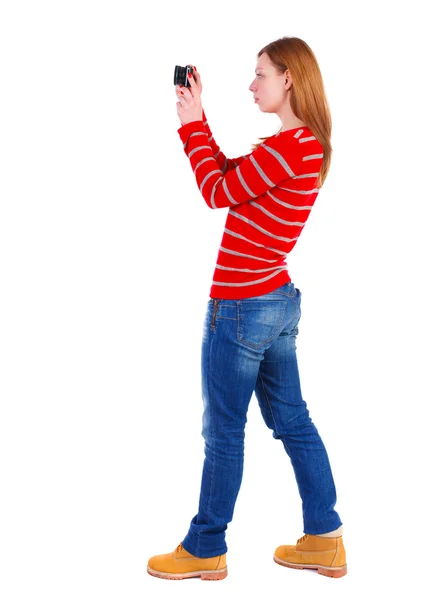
[201,109,251,173]
[177,120,304,210]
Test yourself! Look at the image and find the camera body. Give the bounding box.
[173,65,194,88]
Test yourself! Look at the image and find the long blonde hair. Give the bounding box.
[251,37,332,188]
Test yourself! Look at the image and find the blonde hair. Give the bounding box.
[251,36,332,188]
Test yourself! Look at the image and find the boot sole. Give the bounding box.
[273,555,347,578]
[147,565,228,580]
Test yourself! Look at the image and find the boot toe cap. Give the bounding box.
[147,552,172,572]
[274,544,295,560]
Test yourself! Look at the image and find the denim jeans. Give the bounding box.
[181,281,343,558]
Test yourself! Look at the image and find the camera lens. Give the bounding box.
[174,65,192,87]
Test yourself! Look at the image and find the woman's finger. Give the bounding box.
[175,85,187,102]
[184,70,197,97]
[187,71,196,88]
[176,83,190,94]
[175,95,185,110]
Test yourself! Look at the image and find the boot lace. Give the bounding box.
[175,542,183,553]
[296,534,309,545]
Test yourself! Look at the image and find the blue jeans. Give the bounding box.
[182,281,343,558]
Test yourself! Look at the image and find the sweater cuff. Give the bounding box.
[177,119,207,144]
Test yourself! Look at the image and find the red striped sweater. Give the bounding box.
[177,109,324,300]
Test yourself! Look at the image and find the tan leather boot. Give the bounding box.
[274,533,347,578]
[147,542,227,580]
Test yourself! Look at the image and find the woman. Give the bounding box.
[147,36,346,581]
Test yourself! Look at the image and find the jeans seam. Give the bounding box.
[257,291,293,299]
[258,371,280,436]
[285,296,299,333]
[200,328,215,555]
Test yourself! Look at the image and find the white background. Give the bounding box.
[1,0,432,598]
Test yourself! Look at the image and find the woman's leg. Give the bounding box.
[254,287,343,534]
[182,285,295,558]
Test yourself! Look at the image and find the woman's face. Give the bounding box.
[249,53,288,113]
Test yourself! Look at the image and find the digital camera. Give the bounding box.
[173,65,194,88]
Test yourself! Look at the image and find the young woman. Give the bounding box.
[147,36,347,581]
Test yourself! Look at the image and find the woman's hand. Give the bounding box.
[176,65,203,126]
[190,65,203,96]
